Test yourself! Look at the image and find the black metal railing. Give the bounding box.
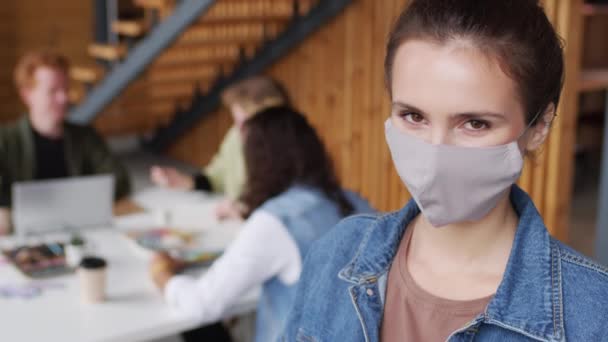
[69,0,216,124]
[144,0,354,151]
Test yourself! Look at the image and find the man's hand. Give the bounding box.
[113,199,144,216]
[150,166,194,191]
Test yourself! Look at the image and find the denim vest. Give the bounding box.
[280,186,608,342]
[254,185,374,342]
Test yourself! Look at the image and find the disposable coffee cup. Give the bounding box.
[78,257,107,304]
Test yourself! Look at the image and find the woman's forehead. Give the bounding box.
[390,40,525,119]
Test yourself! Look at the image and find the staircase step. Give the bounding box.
[148,82,199,99]
[134,0,175,18]
[95,111,174,136]
[154,43,257,66]
[148,65,218,83]
[112,20,148,37]
[88,43,128,61]
[177,21,285,46]
[70,65,105,83]
[134,0,174,10]
[69,84,86,104]
[200,0,297,23]
[121,100,177,114]
[96,99,177,134]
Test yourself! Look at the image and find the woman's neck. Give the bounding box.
[408,192,519,275]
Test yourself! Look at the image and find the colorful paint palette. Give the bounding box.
[126,228,221,267]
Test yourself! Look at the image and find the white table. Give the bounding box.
[0,189,259,342]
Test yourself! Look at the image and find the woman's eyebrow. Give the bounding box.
[392,102,507,120]
[391,101,427,114]
[451,112,507,120]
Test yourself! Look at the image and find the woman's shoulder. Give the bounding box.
[260,186,374,215]
[292,213,386,299]
[343,190,376,214]
[554,238,608,288]
[304,212,385,267]
[552,239,608,338]
[280,212,389,341]
[258,185,323,212]
[324,212,382,238]
[555,239,608,280]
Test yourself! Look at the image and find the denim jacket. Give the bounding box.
[280,186,608,341]
[254,185,375,342]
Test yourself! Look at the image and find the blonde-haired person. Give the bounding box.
[150,76,289,218]
[0,51,131,235]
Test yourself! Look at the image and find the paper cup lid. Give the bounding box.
[79,257,107,269]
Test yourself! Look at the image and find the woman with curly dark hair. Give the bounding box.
[239,106,356,218]
[149,106,374,342]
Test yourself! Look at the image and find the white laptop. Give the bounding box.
[12,175,115,236]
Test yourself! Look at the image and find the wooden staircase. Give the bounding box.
[68,0,345,141]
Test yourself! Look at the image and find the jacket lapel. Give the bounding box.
[17,117,35,180]
[338,202,420,341]
[348,282,384,342]
[483,187,564,341]
[62,123,80,176]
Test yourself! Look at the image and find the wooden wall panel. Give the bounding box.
[167,0,582,241]
[168,106,233,165]
[539,0,583,242]
[0,1,93,123]
[168,0,411,212]
[582,16,608,69]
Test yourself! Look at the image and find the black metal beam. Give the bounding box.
[69,0,216,124]
[145,0,354,152]
[93,0,110,43]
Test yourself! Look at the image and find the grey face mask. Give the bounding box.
[384,118,526,227]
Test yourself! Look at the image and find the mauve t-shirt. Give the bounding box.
[381,227,493,342]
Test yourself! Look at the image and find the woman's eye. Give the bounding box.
[464,120,489,130]
[403,113,425,124]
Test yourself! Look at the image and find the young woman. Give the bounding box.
[281,1,608,341]
[149,106,374,342]
[150,76,289,218]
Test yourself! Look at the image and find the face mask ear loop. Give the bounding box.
[516,110,545,141]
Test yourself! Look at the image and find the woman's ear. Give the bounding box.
[525,103,555,152]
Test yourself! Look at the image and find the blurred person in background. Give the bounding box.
[150,76,289,220]
[149,106,375,342]
[0,51,131,235]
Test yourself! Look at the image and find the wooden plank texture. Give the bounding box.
[0,0,92,123]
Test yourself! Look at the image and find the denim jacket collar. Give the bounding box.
[338,185,564,342]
